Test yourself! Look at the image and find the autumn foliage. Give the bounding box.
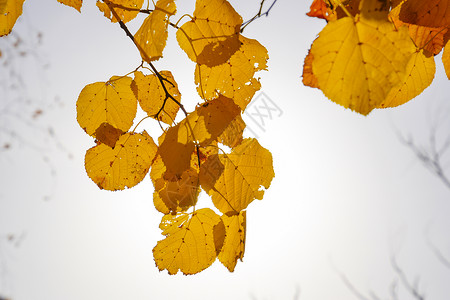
[3,0,448,276]
[304,0,450,115]
[1,0,275,275]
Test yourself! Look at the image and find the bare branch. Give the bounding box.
[397,131,450,190]
[331,262,370,300]
[390,255,426,300]
[240,0,277,33]
[425,224,450,270]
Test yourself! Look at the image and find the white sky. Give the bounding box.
[1,0,450,299]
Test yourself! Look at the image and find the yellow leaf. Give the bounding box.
[158,125,196,178]
[310,0,416,115]
[153,208,221,275]
[182,95,241,147]
[134,0,176,62]
[85,131,157,191]
[150,155,200,214]
[176,0,242,67]
[132,71,180,125]
[57,0,82,12]
[76,76,137,138]
[217,114,246,148]
[199,138,274,214]
[443,40,450,79]
[378,49,435,108]
[218,211,246,272]
[94,122,124,148]
[96,0,143,23]
[158,95,241,152]
[399,0,450,28]
[0,0,25,37]
[0,0,7,14]
[195,36,268,110]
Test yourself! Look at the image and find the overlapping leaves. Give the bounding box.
[70,0,274,275]
[303,0,449,115]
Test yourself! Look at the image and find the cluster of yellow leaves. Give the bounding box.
[0,0,273,275]
[71,0,274,275]
[303,0,450,115]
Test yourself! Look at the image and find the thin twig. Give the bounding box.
[240,0,277,33]
[102,0,201,171]
[425,223,450,270]
[397,131,450,190]
[391,256,426,300]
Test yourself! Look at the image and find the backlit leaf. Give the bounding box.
[94,122,124,148]
[306,0,336,21]
[310,0,416,114]
[57,0,82,12]
[390,4,448,55]
[76,76,137,138]
[199,138,274,214]
[443,40,450,79]
[85,131,157,191]
[153,208,221,275]
[378,49,435,108]
[302,48,319,89]
[150,155,200,214]
[158,125,196,178]
[218,211,246,272]
[132,71,180,125]
[96,0,143,23]
[0,0,6,14]
[217,114,246,148]
[176,0,242,67]
[195,36,268,110]
[181,95,241,147]
[399,0,450,28]
[134,0,176,62]
[0,0,25,37]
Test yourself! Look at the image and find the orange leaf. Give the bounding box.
[302,48,319,89]
[390,4,448,55]
[85,131,157,191]
[306,0,335,21]
[399,0,450,28]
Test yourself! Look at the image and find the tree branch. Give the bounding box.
[240,0,277,33]
[390,255,426,300]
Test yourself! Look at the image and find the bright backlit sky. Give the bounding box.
[1,1,450,299]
